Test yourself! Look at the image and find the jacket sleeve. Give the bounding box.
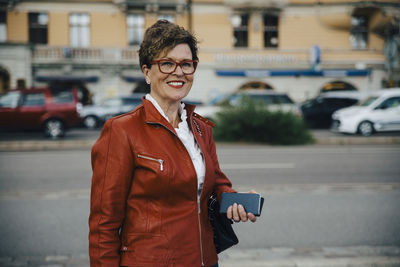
[88,118,134,267]
[205,125,236,199]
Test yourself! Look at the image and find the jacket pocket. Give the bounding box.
[137,154,164,171]
[120,233,171,263]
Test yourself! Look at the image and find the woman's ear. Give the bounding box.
[142,65,151,85]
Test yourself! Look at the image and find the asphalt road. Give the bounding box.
[0,144,399,258]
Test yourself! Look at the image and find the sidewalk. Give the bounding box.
[1,247,399,267]
[0,131,399,151]
[218,247,400,267]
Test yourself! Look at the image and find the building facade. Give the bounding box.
[0,0,399,103]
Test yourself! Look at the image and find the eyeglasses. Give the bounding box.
[150,59,198,75]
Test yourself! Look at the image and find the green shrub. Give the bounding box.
[213,98,314,145]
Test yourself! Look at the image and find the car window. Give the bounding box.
[122,98,142,106]
[342,98,359,106]
[324,98,357,108]
[228,93,294,106]
[21,93,45,106]
[103,98,122,107]
[52,90,73,104]
[359,96,378,106]
[0,91,21,108]
[376,96,400,109]
[273,95,294,104]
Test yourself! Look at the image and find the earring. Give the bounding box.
[146,79,150,85]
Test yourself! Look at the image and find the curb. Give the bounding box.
[0,136,399,152]
[315,136,400,145]
[218,247,400,267]
[0,139,96,151]
[1,247,399,267]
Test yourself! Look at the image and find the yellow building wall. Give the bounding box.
[91,13,126,47]
[289,0,399,3]
[48,12,69,46]
[369,33,384,50]
[175,14,189,30]
[280,15,349,49]
[7,12,28,43]
[248,14,263,49]
[193,13,232,49]
[144,14,158,30]
[193,0,224,3]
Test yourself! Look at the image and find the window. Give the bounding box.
[127,14,144,46]
[21,93,45,106]
[69,13,90,47]
[264,14,279,48]
[350,16,368,50]
[377,97,400,109]
[52,90,73,104]
[158,14,174,23]
[29,12,48,44]
[232,14,248,47]
[0,91,20,108]
[0,11,6,42]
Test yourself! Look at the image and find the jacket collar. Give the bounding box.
[142,97,196,133]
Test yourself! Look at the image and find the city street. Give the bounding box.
[0,138,400,266]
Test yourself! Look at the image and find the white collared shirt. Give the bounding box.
[145,94,205,195]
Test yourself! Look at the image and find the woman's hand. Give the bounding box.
[226,190,258,223]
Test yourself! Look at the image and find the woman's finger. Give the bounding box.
[238,204,248,222]
[226,205,233,220]
[232,203,240,222]
[248,212,257,222]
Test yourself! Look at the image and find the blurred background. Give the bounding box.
[0,0,400,266]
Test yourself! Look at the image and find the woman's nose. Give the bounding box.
[172,64,185,76]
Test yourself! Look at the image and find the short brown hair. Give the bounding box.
[138,20,198,70]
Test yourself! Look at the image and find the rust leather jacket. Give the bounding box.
[89,99,235,267]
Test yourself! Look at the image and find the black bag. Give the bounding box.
[208,195,239,253]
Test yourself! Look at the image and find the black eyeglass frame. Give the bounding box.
[149,59,198,75]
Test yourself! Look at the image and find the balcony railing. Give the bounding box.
[32,46,140,64]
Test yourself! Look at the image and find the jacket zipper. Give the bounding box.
[147,120,205,266]
[197,194,205,267]
[192,118,205,267]
[137,154,164,171]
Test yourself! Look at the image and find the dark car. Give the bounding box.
[301,91,363,128]
[0,87,82,138]
[80,95,144,129]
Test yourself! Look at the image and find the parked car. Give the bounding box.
[0,87,82,138]
[80,95,143,129]
[301,91,364,128]
[195,90,300,120]
[331,88,400,136]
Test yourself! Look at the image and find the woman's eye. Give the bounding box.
[161,61,174,67]
[182,62,192,68]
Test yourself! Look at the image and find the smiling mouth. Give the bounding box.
[167,81,185,88]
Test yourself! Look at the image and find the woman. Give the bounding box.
[89,20,256,267]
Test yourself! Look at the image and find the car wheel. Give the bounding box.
[44,119,65,139]
[83,115,98,129]
[358,121,374,136]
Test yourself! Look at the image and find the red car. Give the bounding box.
[0,87,82,138]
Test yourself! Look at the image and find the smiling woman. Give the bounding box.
[89,20,257,267]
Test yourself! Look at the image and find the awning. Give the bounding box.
[35,75,99,83]
[216,69,370,77]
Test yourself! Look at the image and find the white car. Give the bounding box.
[331,88,400,136]
[195,90,301,120]
[80,95,143,129]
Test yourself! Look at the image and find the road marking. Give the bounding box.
[1,183,400,200]
[220,163,295,169]
[0,189,90,200]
